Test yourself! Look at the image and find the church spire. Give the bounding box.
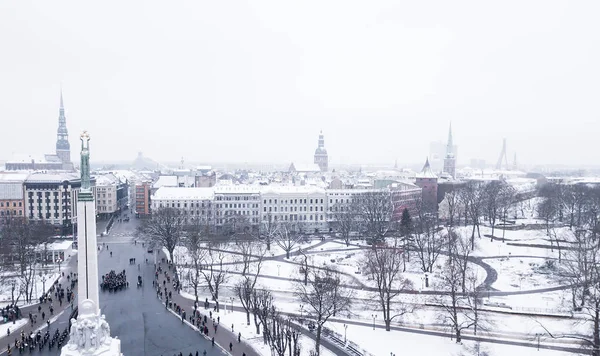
[446,122,454,157]
[56,90,71,165]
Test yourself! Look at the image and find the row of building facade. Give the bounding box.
[150,181,423,233]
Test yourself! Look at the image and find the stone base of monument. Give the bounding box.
[61,299,123,356]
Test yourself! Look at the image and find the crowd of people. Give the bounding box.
[3,271,77,355]
[155,261,248,356]
[100,270,128,292]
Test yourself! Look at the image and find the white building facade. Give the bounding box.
[151,187,215,225]
[260,186,328,233]
[214,185,261,232]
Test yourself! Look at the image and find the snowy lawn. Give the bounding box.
[325,320,575,356]
[485,257,564,291]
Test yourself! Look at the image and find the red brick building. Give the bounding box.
[415,158,438,212]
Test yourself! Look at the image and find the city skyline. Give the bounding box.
[1,1,599,167]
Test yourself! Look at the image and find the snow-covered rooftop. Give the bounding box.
[289,163,322,173]
[213,185,261,194]
[0,173,29,183]
[260,185,326,195]
[153,175,179,188]
[94,174,119,186]
[6,154,48,163]
[415,159,437,179]
[0,182,24,200]
[153,187,214,201]
[25,172,79,183]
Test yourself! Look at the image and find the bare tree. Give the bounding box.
[439,189,461,228]
[260,212,279,251]
[461,181,485,247]
[332,202,358,246]
[270,313,291,356]
[223,212,252,244]
[363,243,414,331]
[137,207,185,262]
[483,180,511,238]
[236,243,266,325]
[252,288,276,344]
[449,229,474,293]
[199,242,229,311]
[544,232,600,356]
[355,191,393,244]
[295,268,353,356]
[435,256,475,343]
[412,217,444,275]
[1,218,54,302]
[184,217,209,308]
[276,221,301,259]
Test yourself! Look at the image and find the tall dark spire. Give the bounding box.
[56,89,71,163]
[446,122,454,157]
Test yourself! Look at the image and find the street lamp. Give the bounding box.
[39,270,48,296]
[299,305,304,319]
[277,264,281,276]
[230,297,234,314]
[371,314,377,330]
[343,324,348,345]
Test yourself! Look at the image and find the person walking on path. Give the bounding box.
[238,332,241,343]
[229,342,233,352]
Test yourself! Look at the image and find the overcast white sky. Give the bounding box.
[0,1,598,167]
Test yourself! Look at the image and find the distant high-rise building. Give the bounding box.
[443,123,456,178]
[313,131,329,172]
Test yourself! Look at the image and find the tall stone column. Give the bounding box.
[61,131,122,356]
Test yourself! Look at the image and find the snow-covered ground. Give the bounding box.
[170,196,594,355]
[326,321,574,356]
[0,319,28,340]
[0,270,64,308]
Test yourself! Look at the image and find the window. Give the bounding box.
[320,199,323,204]
[310,199,313,204]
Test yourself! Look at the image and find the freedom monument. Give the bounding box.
[61,132,122,356]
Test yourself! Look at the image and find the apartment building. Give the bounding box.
[0,173,27,223]
[151,187,214,226]
[24,172,96,235]
[260,185,327,233]
[214,185,261,232]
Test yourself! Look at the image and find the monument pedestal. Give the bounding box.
[61,300,122,356]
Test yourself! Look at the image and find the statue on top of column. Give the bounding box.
[80,131,91,190]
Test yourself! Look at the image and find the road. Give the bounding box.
[1,217,226,356]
